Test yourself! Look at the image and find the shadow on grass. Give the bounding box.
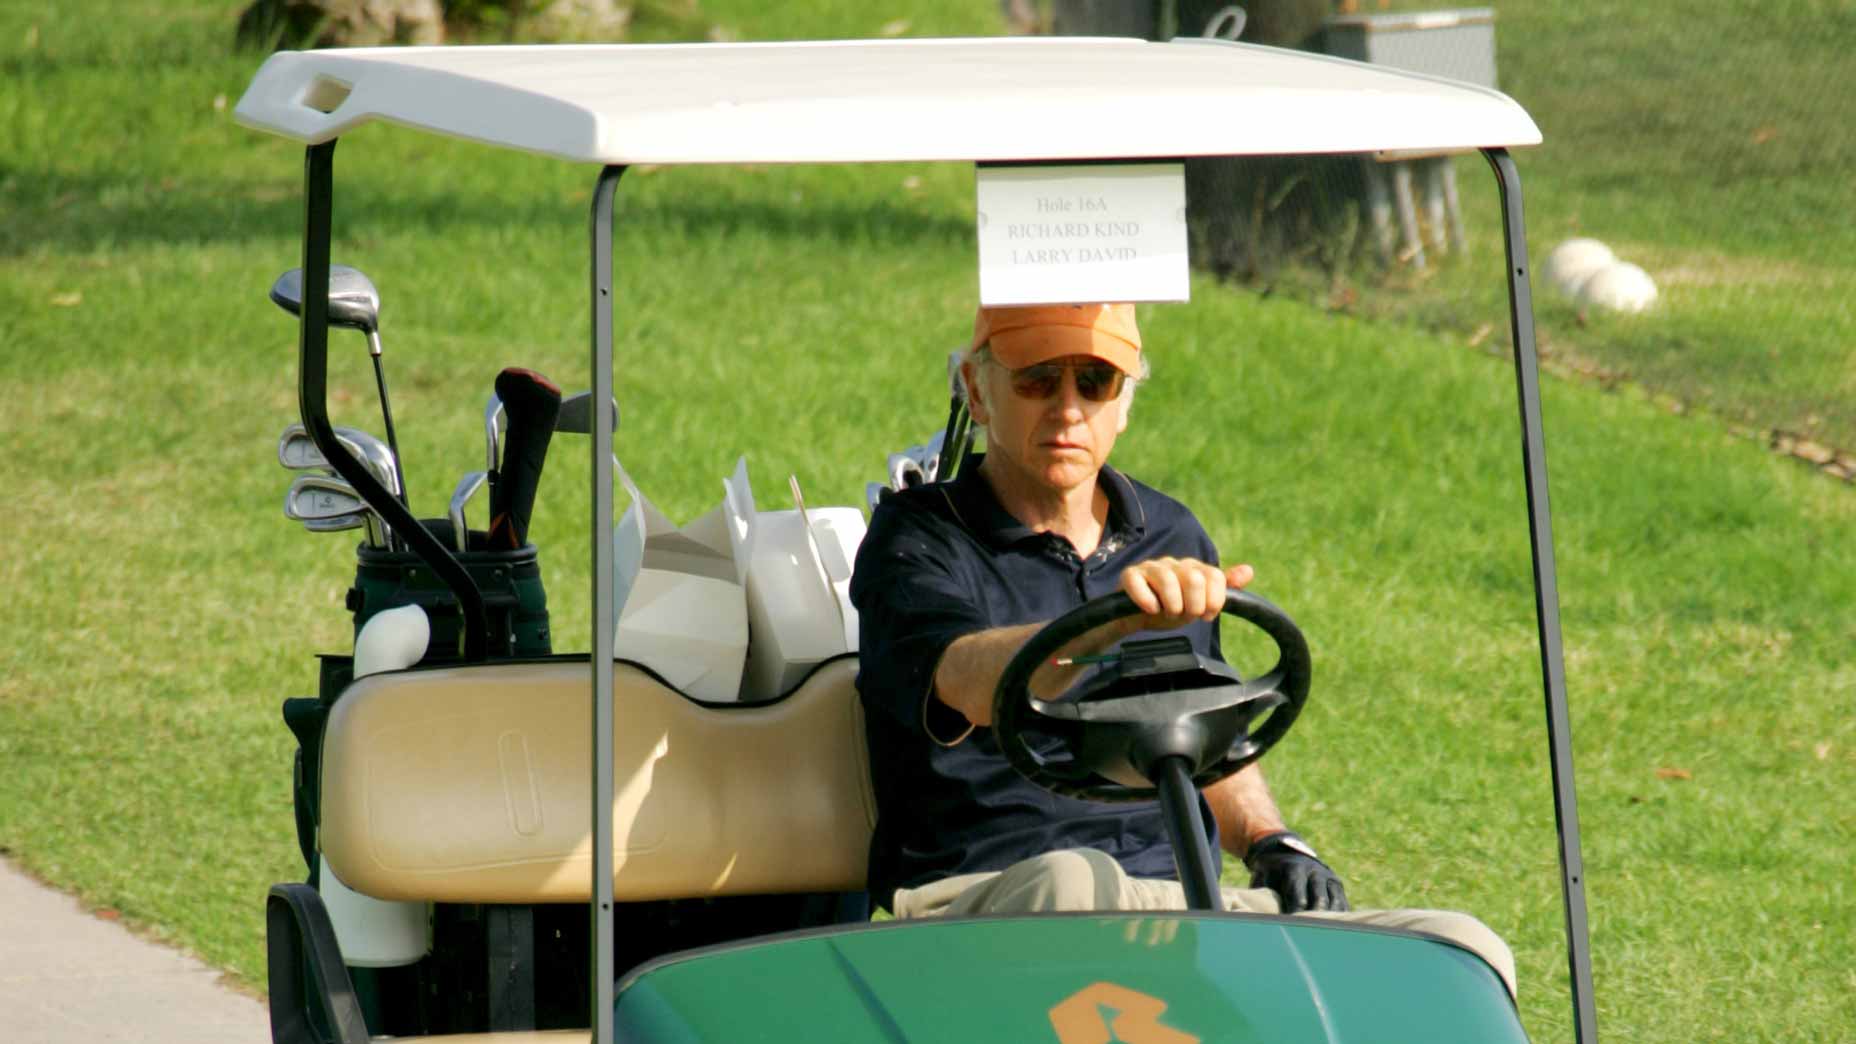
[0,166,972,259]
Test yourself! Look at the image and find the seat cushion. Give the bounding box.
[320,658,873,903]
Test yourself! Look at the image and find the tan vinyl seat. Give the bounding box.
[319,657,874,904]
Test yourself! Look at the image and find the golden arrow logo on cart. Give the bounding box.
[1049,982,1199,1044]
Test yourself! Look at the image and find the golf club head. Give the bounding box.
[269,264,381,334]
[887,451,926,491]
[333,427,400,499]
[272,264,403,545]
[287,473,390,548]
[555,391,620,435]
[487,367,562,551]
[277,425,331,472]
[865,481,891,512]
[485,394,504,473]
[302,513,367,533]
[448,470,490,552]
[278,424,401,498]
[285,474,370,522]
[919,430,946,484]
[302,510,387,547]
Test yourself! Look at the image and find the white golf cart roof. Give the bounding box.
[236,37,1539,164]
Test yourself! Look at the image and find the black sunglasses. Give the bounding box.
[994,360,1127,403]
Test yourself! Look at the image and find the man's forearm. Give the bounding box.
[933,618,1142,728]
[931,557,1245,732]
[932,623,1045,727]
[1204,764,1287,858]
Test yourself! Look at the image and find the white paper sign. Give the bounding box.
[976,163,1189,306]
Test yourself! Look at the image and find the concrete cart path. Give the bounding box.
[0,855,269,1043]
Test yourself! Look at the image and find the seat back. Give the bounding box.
[319,658,873,904]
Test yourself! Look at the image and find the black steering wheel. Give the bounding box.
[992,589,1311,803]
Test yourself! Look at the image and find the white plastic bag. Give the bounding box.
[612,464,749,702]
[724,458,864,701]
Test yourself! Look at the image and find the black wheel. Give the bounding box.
[992,589,1311,802]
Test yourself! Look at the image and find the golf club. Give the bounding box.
[936,351,975,482]
[270,265,410,509]
[302,513,368,534]
[448,471,489,553]
[279,423,398,490]
[938,396,974,481]
[277,426,333,473]
[285,474,389,548]
[484,392,504,512]
[887,451,925,491]
[476,382,613,493]
[278,423,405,550]
[284,475,368,520]
[919,430,947,484]
[487,367,561,551]
[865,481,891,512]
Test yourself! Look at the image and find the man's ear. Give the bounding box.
[1115,404,1129,434]
[961,360,988,424]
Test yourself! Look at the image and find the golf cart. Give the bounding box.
[237,34,1594,1044]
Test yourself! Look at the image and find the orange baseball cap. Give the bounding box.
[970,303,1142,375]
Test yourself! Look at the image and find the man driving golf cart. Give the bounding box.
[852,302,1516,997]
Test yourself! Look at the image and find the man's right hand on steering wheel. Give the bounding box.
[1118,557,1256,630]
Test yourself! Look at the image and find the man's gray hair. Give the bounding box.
[960,342,1148,418]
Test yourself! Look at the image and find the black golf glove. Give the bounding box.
[1245,830,1349,913]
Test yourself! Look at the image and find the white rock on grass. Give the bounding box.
[1541,238,1616,298]
[1578,261,1659,314]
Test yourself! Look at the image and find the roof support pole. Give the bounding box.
[588,163,628,1044]
[1483,147,1599,1043]
[298,142,491,661]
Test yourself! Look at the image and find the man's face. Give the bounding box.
[967,353,1129,497]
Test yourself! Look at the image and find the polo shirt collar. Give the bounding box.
[944,455,1148,551]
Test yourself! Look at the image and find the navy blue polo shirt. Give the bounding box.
[850,456,1224,910]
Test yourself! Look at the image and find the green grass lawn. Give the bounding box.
[1,3,1853,1042]
[1506,1,1856,452]
[1308,1,1856,458]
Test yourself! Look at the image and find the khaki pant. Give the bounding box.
[894,848,1517,999]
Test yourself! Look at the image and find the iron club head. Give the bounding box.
[448,470,489,553]
[485,393,504,474]
[285,474,389,548]
[285,474,368,521]
[277,424,401,498]
[277,425,331,472]
[302,513,367,533]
